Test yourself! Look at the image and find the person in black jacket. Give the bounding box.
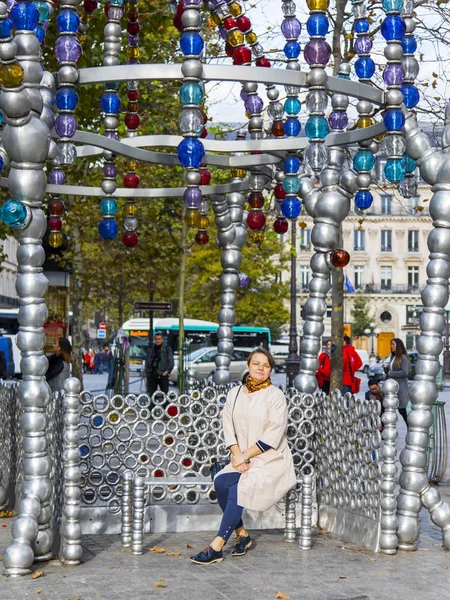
[145,332,174,395]
[46,337,72,392]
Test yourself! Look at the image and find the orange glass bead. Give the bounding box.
[198,215,209,229]
[231,168,246,178]
[248,231,265,243]
[272,120,285,137]
[248,192,264,208]
[126,47,141,60]
[126,160,139,172]
[195,229,209,245]
[0,63,24,88]
[307,0,329,9]
[331,248,350,268]
[124,203,138,216]
[357,116,373,128]
[48,232,63,248]
[185,209,201,228]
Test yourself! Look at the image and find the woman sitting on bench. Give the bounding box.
[190,347,296,565]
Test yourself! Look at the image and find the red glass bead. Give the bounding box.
[128,11,138,20]
[274,184,286,200]
[125,113,140,129]
[127,21,140,34]
[248,191,264,208]
[122,231,139,247]
[200,127,208,139]
[246,210,266,230]
[176,1,185,18]
[236,16,251,32]
[331,248,350,268]
[182,457,192,467]
[103,1,110,16]
[154,469,164,478]
[48,198,65,215]
[167,405,178,417]
[127,89,138,101]
[272,120,285,137]
[124,173,140,188]
[165,436,174,445]
[225,42,234,57]
[256,57,271,68]
[83,0,98,13]
[173,15,183,31]
[200,169,211,185]
[195,230,209,245]
[127,103,138,114]
[48,217,62,231]
[273,217,289,234]
[223,17,237,30]
[233,46,251,65]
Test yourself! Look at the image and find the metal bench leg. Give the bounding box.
[131,477,145,555]
[284,488,297,542]
[121,473,133,548]
[299,475,312,550]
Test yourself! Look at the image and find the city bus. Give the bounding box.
[121,317,271,372]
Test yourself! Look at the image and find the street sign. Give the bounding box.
[97,329,106,339]
[99,322,107,330]
[134,302,172,312]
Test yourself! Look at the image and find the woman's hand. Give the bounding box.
[231,455,245,469]
[235,462,250,473]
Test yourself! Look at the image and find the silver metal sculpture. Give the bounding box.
[131,476,145,556]
[299,475,313,550]
[284,489,297,542]
[121,472,133,548]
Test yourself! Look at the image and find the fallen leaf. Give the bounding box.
[155,583,167,588]
[316,529,330,535]
[368,558,377,562]
[67,597,84,600]
[186,544,193,549]
[339,575,348,580]
[150,546,165,553]
[275,593,290,599]
[37,590,42,594]
[166,552,181,556]
[0,510,15,518]
[31,571,44,579]
[160,577,165,581]
[444,566,449,570]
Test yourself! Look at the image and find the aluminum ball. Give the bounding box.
[227,191,245,206]
[356,173,372,189]
[23,436,47,455]
[311,223,340,250]
[294,373,317,394]
[17,331,46,352]
[16,244,45,269]
[243,82,258,93]
[220,272,240,290]
[404,17,416,33]
[186,171,201,185]
[19,495,41,518]
[18,381,50,408]
[3,540,34,571]
[217,229,236,246]
[421,485,441,510]
[386,89,404,107]
[0,3,6,15]
[181,8,201,27]
[20,410,47,433]
[399,470,428,495]
[415,359,440,377]
[301,338,321,357]
[8,168,48,206]
[310,252,330,275]
[420,151,445,185]
[181,59,203,78]
[315,190,350,223]
[62,544,82,562]
[103,55,119,67]
[356,100,373,115]
[302,321,325,338]
[286,61,300,71]
[215,354,231,368]
[421,281,448,307]
[213,369,230,385]
[405,130,433,160]
[58,65,78,84]
[2,117,50,164]
[101,179,117,194]
[220,292,236,307]
[18,303,48,328]
[427,259,450,282]
[320,169,340,188]
[249,116,263,131]
[430,502,450,529]
[233,225,247,248]
[64,377,81,394]
[104,22,121,38]
[416,335,443,356]
[33,528,53,555]
[331,94,349,110]
[221,249,242,270]
[217,340,234,355]
[384,43,403,61]
[399,448,427,469]
[381,379,399,395]
[218,325,233,340]
[0,90,31,119]
[299,357,319,373]
[307,68,327,87]
[308,276,330,295]
[23,62,45,87]
[12,515,39,542]
[218,308,236,325]
[267,87,279,101]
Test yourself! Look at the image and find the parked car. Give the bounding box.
[368,351,418,381]
[356,349,370,374]
[270,343,289,372]
[169,346,254,384]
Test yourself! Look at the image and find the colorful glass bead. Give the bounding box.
[383,64,404,86]
[305,116,329,139]
[401,83,419,108]
[329,112,348,130]
[233,46,251,64]
[283,176,300,194]
[122,231,138,247]
[0,63,24,87]
[48,197,65,215]
[306,0,329,9]
[195,229,209,245]
[284,97,301,115]
[48,232,63,248]
[402,36,417,53]
[355,190,373,209]
[183,187,202,208]
[384,109,405,131]
[177,138,205,168]
[180,81,203,104]
[98,218,119,239]
[281,16,301,39]
[180,31,204,55]
[384,158,405,182]
[54,35,83,62]
[100,198,117,215]
[402,154,416,173]
[124,173,140,188]
[354,36,373,54]
[56,87,79,110]
[381,15,406,41]
[273,217,289,234]
[124,202,138,216]
[284,41,301,58]
[246,210,266,230]
[306,14,329,37]
[236,15,251,31]
[382,0,404,11]
[57,9,80,32]
[354,18,369,33]
[48,217,63,231]
[100,92,121,113]
[281,198,301,219]
[284,155,301,174]
[239,273,249,288]
[0,199,28,227]
[353,150,375,172]
[0,19,12,37]
[284,118,301,137]
[10,1,39,30]
[355,56,375,79]
[248,192,264,208]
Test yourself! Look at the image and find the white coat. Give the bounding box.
[215,384,297,512]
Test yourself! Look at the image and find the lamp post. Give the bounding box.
[286,220,300,388]
[364,321,380,362]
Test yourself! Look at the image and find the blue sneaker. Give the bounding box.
[231,534,252,556]
[190,545,224,565]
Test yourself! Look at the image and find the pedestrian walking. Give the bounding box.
[189,348,296,565]
[342,335,362,395]
[46,337,72,393]
[93,350,103,374]
[145,332,174,395]
[384,337,410,424]
[103,344,115,389]
[316,339,332,394]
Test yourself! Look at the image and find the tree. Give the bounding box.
[351,296,374,338]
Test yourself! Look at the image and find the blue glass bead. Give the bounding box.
[110,0,124,4]
[281,198,301,219]
[402,154,416,173]
[177,138,205,168]
[0,19,12,37]
[56,87,79,111]
[284,97,301,115]
[381,15,406,41]
[10,1,39,30]
[0,110,3,126]
[305,116,329,140]
[306,13,329,37]
[353,150,375,172]
[384,158,405,182]
[284,41,301,59]
[384,109,405,131]
[180,32,204,56]
[355,190,373,210]
[354,18,369,33]
[34,25,44,42]
[56,9,80,33]
[105,81,120,90]
[98,218,119,240]
[401,36,417,54]
[355,56,375,79]
[180,82,203,105]
[100,92,120,114]
[0,154,3,172]
[80,445,89,457]
[33,0,50,21]
[283,176,300,194]
[382,0,403,11]
[100,198,117,215]
[92,415,104,427]
[284,118,301,137]
[0,199,28,227]
[338,72,350,80]
[401,83,419,108]
[283,155,301,174]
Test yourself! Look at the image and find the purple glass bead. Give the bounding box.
[55,35,82,62]
[183,187,202,208]
[219,26,227,40]
[383,63,405,86]
[104,131,119,140]
[128,34,139,45]
[281,17,301,40]
[354,36,373,54]
[304,39,332,66]
[239,273,249,288]
[49,169,65,185]
[245,95,263,115]
[329,111,348,130]
[240,89,248,102]
[103,164,116,177]
[54,114,77,138]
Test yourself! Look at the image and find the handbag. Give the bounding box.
[210,385,243,481]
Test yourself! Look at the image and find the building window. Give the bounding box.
[299,228,311,249]
[354,229,365,251]
[408,230,419,252]
[408,266,420,290]
[354,266,365,289]
[300,265,311,290]
[381,195,392,215]
[381,230,392,252]
[381,266,392,290]
[406,332,415,350]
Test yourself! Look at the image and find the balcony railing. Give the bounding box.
[349,205,430,217]
[351,284,425,294]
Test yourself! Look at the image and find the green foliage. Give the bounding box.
[350,295,374,337]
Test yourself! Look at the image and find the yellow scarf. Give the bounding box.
[245,375,271,394]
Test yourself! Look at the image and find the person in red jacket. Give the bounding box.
[342,336,362,394]
[316,340,332,394]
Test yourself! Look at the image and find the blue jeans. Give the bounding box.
[214,472,244,542]
[343,384,352,394]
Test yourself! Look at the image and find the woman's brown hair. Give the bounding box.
[58,337,72,363]
[391,337,409,370]
[247,347,275,370]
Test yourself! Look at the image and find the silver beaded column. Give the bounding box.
[299,475,312,550]
[131,476,144,555]
[284,488,297,542]
[59,378,82,565]
[121,472,133,548]
[379,379,399,555]
[397,110,450,551]
[2,2,54,574]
